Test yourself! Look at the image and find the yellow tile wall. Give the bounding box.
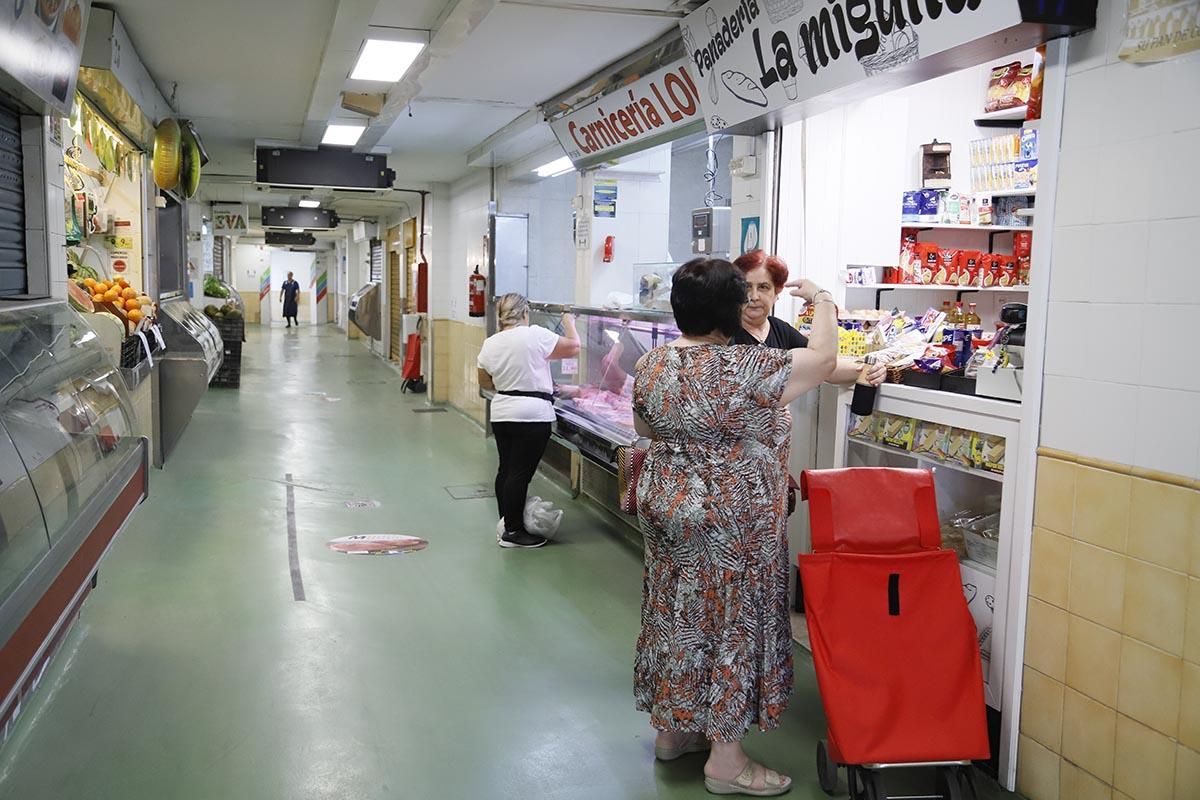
[430,318,486,426]
[1018,453,1200,800]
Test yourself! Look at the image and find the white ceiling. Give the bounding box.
[102,0,688,219]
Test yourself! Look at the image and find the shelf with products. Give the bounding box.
[848,436,1003,483]
[900,223,1028,232]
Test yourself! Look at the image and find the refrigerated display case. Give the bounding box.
[525,303,680,469]
[155,297,222,464]
[0,300,148,741]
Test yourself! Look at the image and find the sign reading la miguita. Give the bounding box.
[680,0,1024,131]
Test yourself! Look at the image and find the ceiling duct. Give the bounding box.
[342,93,385,118]
[256,147,396,191]
[266,232,317,247]
[261,207,340,230]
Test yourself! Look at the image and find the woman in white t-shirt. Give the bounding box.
[477,294,580,548]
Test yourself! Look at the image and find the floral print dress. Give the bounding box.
[632,344,795,742]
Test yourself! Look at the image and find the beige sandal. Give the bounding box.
[704,761,792,796]
[654,731,711,761]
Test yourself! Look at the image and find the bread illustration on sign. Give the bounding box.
[722,71,768,106]
[860,26,921,77]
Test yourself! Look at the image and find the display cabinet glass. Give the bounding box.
[631,262,675,311]
[0,301,140,607]
[527,303,679,467]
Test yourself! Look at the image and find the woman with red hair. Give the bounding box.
[732,250,886,386]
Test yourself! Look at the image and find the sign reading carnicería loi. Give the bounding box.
[680,0,1022,132]
[549,60,704,164]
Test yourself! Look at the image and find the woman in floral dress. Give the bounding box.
[632,257,838,796]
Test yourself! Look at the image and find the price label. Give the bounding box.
[561,359,579,376]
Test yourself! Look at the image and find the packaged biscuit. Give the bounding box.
[935,247,957,285]
[955,250,983,287]
[881,415,918,450]
[944,428,977,467]
[916,243,940,284]
[848,413,878,441]
[976,434,1006,474]
[913,421,950,458]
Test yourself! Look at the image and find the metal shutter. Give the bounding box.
[369,238,382,282]
[0,104,25,297]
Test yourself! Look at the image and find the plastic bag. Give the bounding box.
[496,496,564,541]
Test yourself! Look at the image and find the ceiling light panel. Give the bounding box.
[322,124,366,146]
[533,156,574,178]
[299,198,321,208]
[351,39,426,83]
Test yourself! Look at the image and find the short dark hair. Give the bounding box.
[670,258,747,338]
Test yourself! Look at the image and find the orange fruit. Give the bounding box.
[125,299,141,310]
[121,287,137,300]
[127,309,143,323]
[92,293,105,303]
[105,290,120,303]
[83,278,97,289]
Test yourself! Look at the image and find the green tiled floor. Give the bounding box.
[0,325,1022,799]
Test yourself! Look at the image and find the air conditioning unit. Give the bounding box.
[352,221,377,243]
[261,207,338,230]
[256,147,395,191]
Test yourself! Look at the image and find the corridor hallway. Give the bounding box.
[0,326,1016,800]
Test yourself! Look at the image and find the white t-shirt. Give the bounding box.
[477,325,561,423]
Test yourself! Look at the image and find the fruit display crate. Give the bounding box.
[210,318,245,389]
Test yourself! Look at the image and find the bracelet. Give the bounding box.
[812,291,834,305]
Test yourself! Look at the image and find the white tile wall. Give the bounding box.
[1041,375,1138,468]
[1133,387,1200,479]
[1041,0,1200,480]
[1144,217,1199,303]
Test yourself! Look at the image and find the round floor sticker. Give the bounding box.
[327,534,428,555]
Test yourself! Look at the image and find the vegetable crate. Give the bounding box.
[211,318,245,389]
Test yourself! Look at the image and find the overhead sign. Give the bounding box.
[680,0,1023,132]
[212,205,250,236]
[0,0,92,115]
[550,60,704,164]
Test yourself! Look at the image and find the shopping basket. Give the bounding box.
[798,468,990,800]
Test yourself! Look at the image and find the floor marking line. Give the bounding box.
[285,472,306,602]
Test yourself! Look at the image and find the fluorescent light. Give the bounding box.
[298,198,320,208]
[322,124,366,146]
[290,228,305,233]
[533,156,574,178]
[351,39,426,82]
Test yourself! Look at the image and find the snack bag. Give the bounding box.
[848,413,878,441]
[997,255,1018,287]
[881,416,917,450]
[1017,256,1031,285]
[985,62,1025,113]
[913,421,950,458]
[956,250,983,287]
[1012,231,1032,259]
[916,242,940,284]
[899,229,920,283]
[1027,45,1045,120]
[977,435,1006,474]
[945,428,977,467]
[935,247,957,285]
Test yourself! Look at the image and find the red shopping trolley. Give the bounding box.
[798,468,990,800]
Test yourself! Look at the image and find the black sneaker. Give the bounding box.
[498,530,548,549]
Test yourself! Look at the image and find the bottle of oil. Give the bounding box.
[951,301,968,368]
[941,300,957,346]
[850,354,879,416]
[965,302,983,341]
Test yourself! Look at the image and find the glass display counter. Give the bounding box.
[0,300,148,740]
[527,303,679,468]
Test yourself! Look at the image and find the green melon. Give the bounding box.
[180,126,202,199]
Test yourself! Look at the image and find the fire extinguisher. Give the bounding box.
[468,265,487,318]
[603,235,615,263]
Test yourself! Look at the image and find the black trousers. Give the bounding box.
[492,421,552,534]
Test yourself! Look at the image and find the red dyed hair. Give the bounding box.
[733,249,789,290]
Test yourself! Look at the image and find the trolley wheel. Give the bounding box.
[958,767,979,800]
[859,769,881,800]
[816,740,838,796]
[847,766,863,800]
[938,767,964,800]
